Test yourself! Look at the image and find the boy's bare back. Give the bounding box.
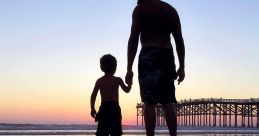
[96,75,130,102]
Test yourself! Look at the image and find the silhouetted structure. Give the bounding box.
[136,98,259,127]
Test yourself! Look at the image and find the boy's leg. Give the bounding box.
[96,118,109,136]
[144,103,156,136]
[110,104,123,136]
[96,127,109,136]
[162,103,177,136]
[96,134,109,136]
[110,134,121,136]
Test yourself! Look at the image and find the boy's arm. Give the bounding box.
[118,77,131,93]
[90,80,100,118]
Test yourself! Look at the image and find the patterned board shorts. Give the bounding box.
[138,47,177,105]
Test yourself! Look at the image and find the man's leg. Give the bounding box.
[163,103,177,136]
[144,103,156,136]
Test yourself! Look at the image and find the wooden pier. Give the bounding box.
[136,98,259,127]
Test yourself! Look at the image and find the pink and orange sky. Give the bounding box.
[0,0,259,125]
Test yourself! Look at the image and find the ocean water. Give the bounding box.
[1,130,259,136]
[2,134,259,136]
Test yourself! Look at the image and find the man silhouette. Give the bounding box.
[125,0,185,136]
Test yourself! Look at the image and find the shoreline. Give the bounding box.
[1,124,259,135]
[1,128,259,135]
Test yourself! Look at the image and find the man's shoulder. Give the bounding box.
[160,1,177,12]
[133,4,142,15]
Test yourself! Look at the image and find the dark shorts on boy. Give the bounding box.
[95,101,123,136]
[138,47,177,105]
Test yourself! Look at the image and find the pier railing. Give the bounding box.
[178,98,259,104]
[136,98,259,127]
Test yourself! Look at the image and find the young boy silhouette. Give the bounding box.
[90,54,132,136]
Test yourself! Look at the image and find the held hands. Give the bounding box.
[90,109,96,119]
[176,67,185,85]
[125,70,133,85]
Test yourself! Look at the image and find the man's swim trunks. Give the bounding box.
[95,101,123,136]
[138,47,177,105]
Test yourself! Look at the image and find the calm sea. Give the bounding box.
[1,130,259,136]
[3,134,259,136]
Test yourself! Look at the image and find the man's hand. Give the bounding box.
[125,70,133,85]
[90,109,96,119]
[176,67,185,85]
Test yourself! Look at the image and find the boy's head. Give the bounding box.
[100,54,117,75]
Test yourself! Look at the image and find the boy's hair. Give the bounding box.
[100,54,117,74]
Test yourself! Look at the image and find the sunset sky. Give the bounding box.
[0,0,258,125]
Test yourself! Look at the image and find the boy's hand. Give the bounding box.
[91,109,96,118]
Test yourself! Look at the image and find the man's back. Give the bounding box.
[135,0,179,48]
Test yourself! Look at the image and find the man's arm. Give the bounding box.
[172,9,185,84]
[126,7,141,84]
[90,80,100,118]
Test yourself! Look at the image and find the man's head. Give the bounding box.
[137,0,145,4]
[137,0,158,5]
[100,54,117,75]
